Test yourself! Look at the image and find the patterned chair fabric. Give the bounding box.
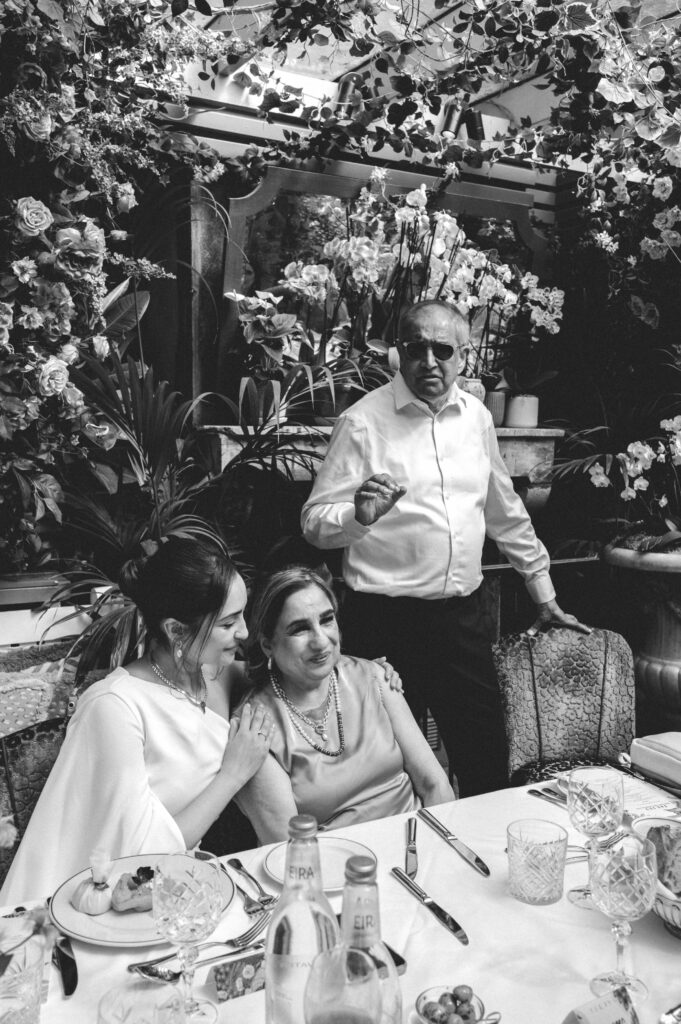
[493,627,635,786]
[0,716,67,889]
[0,643,78,739]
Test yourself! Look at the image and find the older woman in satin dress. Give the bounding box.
[235,566,454,844]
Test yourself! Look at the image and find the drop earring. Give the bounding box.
[175,647,183,660]
[267,656,272,672]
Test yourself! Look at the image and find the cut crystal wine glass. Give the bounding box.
[588,834,657,999]
[566,767,625,908]
[152,851,224,1024]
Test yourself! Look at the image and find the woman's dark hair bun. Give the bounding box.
[116,536,237,647]
[118,555,148,601]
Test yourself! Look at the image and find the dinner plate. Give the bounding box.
[49,854,235,949]
[264,837,376,893]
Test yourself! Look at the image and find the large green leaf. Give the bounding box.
[105,292,151,337]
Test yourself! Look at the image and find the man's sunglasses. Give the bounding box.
[402,341,457,361]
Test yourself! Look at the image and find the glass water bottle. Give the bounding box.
[264,814,340,1024]
[340,855,402,1024]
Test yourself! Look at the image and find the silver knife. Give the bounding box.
[405,816,418,879]
[528,788,566,809]
[391,867,468,945]
[417,808,490,877]
[46,896,78,997]
[53,933,78,997]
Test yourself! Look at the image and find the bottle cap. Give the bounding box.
[288,814,318,839]
[345,855,377,883]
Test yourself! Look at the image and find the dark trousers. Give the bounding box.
[341,587,509,797]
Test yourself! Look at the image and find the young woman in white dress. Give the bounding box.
[1,536,274,903]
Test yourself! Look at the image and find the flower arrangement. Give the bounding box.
[0,0,262,572]
[228,170,565,408]
[585,417,681,552]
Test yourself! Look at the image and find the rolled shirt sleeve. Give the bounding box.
[301,416,371,548]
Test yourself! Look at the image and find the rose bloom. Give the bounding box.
[115,182,137,214]
[17,306,44,330]
[0,396,30,432]
[55,220,106,280]
[660,229,681,248]
[31,280,75,317]
[653,176,674,201]
[12,258,38,283]
[24,397,41,422]
[57,84,77,123]
[20,110,53,142]
[57,342,79,364]
[92,335,110,359]
[15,197,54,237]
[0,303,13,331]
[37,356,69,397]
[61,383,85,414]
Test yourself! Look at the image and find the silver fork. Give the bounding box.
[127,912,270,976]
[565,829,628,862]
[233,878,267,916]
[227,857,279,908]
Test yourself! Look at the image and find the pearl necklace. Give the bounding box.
[150,658,207,713]
[270,670,345,757]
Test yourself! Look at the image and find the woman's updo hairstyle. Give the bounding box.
[119,536,237,668]
[246,565,338,687]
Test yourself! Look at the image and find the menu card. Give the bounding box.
[620,774,681,821]
[561,986,640,1024]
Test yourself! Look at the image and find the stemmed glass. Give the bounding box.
[152,851,224,1024]
[588,834,658,999]
[566,767,625,907]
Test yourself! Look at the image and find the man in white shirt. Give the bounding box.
[301,300,587,796]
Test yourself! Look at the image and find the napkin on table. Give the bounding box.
[631,733,681,788]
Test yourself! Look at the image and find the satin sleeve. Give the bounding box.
[0,690,185,905]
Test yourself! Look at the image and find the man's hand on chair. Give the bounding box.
[527,599,591,637]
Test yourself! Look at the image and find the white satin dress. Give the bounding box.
[0,666,229,903]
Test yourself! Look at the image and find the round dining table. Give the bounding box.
[10,784,681,1023]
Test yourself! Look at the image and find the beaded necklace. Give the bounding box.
[150,658,207,713]
[270,670,345,757]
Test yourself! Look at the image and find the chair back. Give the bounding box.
[0,717,67,889]
[0,642,78,739]
[493,627,635,783]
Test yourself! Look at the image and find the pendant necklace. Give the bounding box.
[150,658,207,713]
[270,670,345,757]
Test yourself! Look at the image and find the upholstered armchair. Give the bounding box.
[493,627,635,786]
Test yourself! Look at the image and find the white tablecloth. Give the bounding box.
[21,787,681,1024]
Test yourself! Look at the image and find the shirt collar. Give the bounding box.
[392,370,468,413]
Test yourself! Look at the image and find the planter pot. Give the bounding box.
[504,394,539,428]
[484,391,506,426]
[313,382,358,426]
[603,544,681,732]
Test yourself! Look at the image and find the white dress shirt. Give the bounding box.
[301,372,556,603]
